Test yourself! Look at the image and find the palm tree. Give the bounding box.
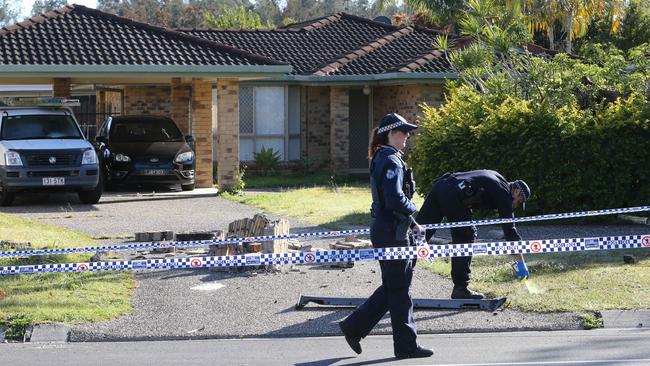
[524,0,626,52]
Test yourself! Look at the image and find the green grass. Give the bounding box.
[224,184,424,229]
[419,249,650,312]
[0,212,133,335]
[224,184,650,313]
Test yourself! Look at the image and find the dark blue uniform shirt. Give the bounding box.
[370,145,416,245]
[418,169,521,241]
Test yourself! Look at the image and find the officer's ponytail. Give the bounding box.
[368,127,388,160]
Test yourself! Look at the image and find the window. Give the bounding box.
[1,115,83,140]
[239,86,300,161]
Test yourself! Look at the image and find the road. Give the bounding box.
[3,329,650,366]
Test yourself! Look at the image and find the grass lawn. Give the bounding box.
[224,184,424,229]
[0,213,133,339]
[224,184,650,314]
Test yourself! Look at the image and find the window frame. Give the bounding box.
[239,85,300,162]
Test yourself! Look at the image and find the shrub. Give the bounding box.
[410,87,650,214]
[253,146,280,176]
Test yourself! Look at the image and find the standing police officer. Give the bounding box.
[416,170,531,299]
[339,113,434,360]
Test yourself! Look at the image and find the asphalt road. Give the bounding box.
[3,329,650,366]
[2,188,649,341]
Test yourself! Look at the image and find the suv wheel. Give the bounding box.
[78,176,103,204]
[181,183,195,191]
[0,182,15,206]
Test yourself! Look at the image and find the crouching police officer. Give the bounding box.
[339,113,434,360]
[416,170,530,299]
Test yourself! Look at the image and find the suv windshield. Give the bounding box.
[110,119,184,142]
[1,115,83,140]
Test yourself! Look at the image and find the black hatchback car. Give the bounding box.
[95,115,195,191]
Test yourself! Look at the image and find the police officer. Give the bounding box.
[339,113,434,360]
[416,170,531,299]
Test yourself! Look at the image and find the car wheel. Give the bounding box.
[78,175,103,204]
[0,182,15,206]
[181,183,195,191]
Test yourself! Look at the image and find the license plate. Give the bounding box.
[143,169,166,175]
[43,177,65,186]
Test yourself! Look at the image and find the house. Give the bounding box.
[0,5,462,189]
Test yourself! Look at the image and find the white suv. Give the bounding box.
[0,99,102,206]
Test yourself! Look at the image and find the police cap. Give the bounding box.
[511,180,531,209]
[377,113,418,134]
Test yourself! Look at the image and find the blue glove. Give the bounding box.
[512,257,530,281]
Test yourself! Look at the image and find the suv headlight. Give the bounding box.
[81,149,97,165]
[114,153,131,162]
[4,151,23,166]
[174,151,194,163]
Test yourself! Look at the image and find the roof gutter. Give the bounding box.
[0,65,293,78]
[242,72,458,86]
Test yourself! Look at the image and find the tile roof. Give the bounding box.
[0,5,459,77]
[0,5,285,66]
[181,13,460,76]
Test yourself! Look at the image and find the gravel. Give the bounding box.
[3,187,648,341]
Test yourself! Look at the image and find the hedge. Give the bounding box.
[409,86,650,214]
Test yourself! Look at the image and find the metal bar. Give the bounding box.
[295,294,507,311]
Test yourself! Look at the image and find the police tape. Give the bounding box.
[1,234,649,276]
[1,205,649,259]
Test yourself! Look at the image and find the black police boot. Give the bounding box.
[339,321,362,354]
[395,345,434,359]
[451,286,485,299]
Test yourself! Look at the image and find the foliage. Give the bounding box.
[410,47,650,214]
[581,313,604,329]
[204,5,274,30]
[0,315,32,340]
[31,0,68,17]
[96,0,402,29]
[253,146,281,176]
[0,0,20,27]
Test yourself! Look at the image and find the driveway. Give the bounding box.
[2,188,649,341]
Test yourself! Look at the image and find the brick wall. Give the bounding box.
[171,78,191,135]
[124,85,170,116]
[51,78,71,98]
[329,87,349,172]
[192,79,214,188]
[216,78,239,189]
[372,83,445,128]
[95,89,123,127]
[303,86,331,171]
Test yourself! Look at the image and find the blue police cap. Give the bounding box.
[377,113,418,134]
[511,180,531,209]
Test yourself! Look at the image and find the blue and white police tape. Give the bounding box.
[2,205,649,259]
[1,234,649,276]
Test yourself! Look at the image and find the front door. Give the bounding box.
[348,89,370,171]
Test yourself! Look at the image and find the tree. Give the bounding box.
[31,0,68,16]
[523,0,626,52]
[0,0,20,26]
[203,5,273,30]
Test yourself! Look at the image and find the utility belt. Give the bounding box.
[436,173,484,207]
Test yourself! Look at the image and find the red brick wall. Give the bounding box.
[124,85,171,116]
[329,87,349,172]
[303,86,331,171]
[52,78,71,98]
[372,83,445,128]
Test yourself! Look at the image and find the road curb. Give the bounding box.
[602,310,650,329]
[29,323,71,343]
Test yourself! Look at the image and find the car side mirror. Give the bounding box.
[95,136,107,144]
[184,135,194,144]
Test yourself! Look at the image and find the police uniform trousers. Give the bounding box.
[340,218,418,354]
[425,176,477,288]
